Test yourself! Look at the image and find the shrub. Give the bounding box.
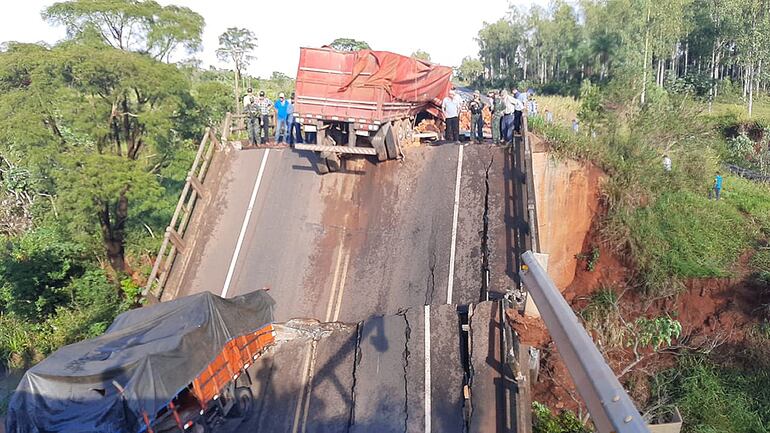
[533,402,592,433]
[654,356,770,433]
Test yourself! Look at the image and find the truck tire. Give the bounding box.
[230,386,254,419]
[316,156,330,174]
[385,121,399,160]
[371,127,388,162]
[326,153,341,172]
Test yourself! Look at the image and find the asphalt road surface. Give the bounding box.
[163,142,517,432]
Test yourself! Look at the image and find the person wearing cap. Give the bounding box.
[468,91,485,143]
[256,91,272,143]
[243,88,260,145]
[274,92,290,144]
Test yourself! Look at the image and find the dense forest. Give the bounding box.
[459,0,770,116]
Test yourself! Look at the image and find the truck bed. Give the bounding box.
[294,47,452,132]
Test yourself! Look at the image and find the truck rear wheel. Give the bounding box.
[371,127,388,162]
[326,153,341,172]
[230,386,254,419]
[316,156,330,174]
[385,122,399,160]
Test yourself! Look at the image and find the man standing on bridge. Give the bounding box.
[256,91,272,143]
[469,91,485,143]
[489,91,504,144]
[442,90,460,142]
[274,93,290,144]
[243,88,260,145]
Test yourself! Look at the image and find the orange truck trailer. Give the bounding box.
[293,47,453,173]
[6,290,276,433]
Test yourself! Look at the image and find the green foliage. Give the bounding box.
[533,402,592,433]
[581,285,626,348]
[575,246,600,272]
[577,80,603,132]
[411,50,431,62]
[0,227,84,321]
[626,190,751,293]
[329,38,370,52]
[726,133,757,164]
[43,0,204,61]
[456,57,484,87]
[634,317,682,349]
[654,356,770,433]
[216,27,257,74]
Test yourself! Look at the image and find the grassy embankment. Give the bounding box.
[529,95,770,433]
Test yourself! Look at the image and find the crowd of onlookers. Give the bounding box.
[243,85,574,148]
[242,88,304,146]
[442,87,567,144]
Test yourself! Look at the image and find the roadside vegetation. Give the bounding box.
[462,0,770,431]
[0,1,293,411]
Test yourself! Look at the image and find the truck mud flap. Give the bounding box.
[371,124,389,162]
[384,121,400,160]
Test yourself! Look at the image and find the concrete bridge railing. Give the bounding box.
[142,113,233,301]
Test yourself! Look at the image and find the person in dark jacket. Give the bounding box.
[469,91,485,143]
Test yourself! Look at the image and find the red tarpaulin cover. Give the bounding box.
[340,50,453,108]
[295,48,453,122]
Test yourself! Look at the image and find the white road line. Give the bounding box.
[221,149,270,298]
[424,304,432,433]
[446,145,464,304]
[325,244,345,322]
[300,340,319,433]
[332,252,351,322]
[292,345,313,433]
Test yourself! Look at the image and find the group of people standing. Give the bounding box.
[243,88,304,146]
[441,87,537,144]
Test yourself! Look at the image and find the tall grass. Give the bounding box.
[531,96,770,297]
[654,356,770,433]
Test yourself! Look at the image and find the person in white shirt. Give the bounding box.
[442,90,461,142]
[513,96,524,135]
[501,90,516,143]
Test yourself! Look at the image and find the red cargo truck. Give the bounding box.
[293,47,453,173]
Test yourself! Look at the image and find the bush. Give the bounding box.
[654,356,770,433]
[533,402,592,433]
[0,227,85,321]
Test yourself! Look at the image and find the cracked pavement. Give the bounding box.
[165,144,517,432]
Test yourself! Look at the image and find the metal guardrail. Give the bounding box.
[142,113,233,300]
[521,115,541,253]
[519,251,650,433]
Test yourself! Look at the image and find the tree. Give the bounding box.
[216,27,257,114]
[411,50,431,62]
[0,42,192,272]
[42,0,204,61]
[329,38,370,52]
[457,57,484,87]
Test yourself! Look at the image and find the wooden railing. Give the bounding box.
[143,113,234,300]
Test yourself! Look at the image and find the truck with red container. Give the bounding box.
[293,47,453,173]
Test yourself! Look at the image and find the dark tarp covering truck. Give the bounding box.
[6,290,275,433]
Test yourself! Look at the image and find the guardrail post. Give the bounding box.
[167,228,186,253]
[188,175,205,199]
